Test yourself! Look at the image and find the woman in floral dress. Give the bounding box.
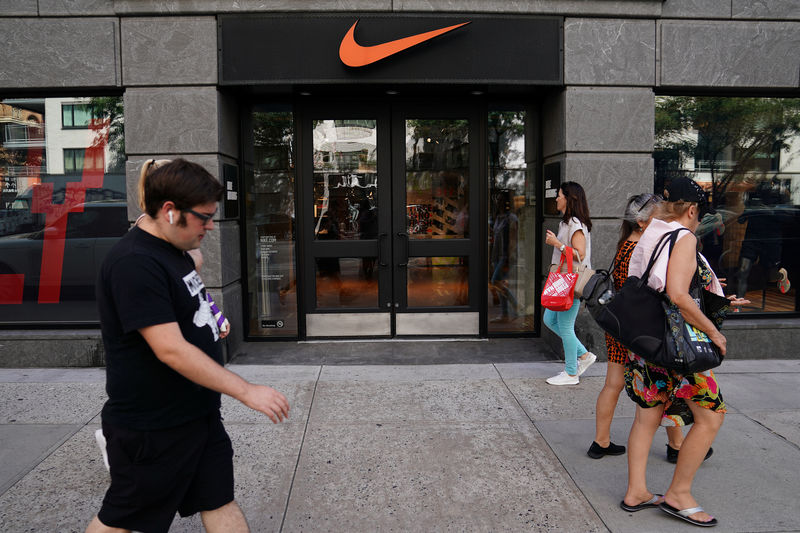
[620,178,748,527]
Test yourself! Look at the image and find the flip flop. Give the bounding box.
[619,494,663,512]
[659,502,718,527]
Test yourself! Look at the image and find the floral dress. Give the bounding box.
[605,240,637,365]
[624,258,727,426]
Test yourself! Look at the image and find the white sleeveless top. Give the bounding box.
[629,218,723,296]
[551,217,591,268]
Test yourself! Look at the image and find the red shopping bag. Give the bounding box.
[541,247,578,311]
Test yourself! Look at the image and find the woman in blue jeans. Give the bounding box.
[543,181,596,385]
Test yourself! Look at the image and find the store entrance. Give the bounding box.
[299,102,482,337]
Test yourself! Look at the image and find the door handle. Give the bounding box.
[378,233,388,267]
[397,232,409,267]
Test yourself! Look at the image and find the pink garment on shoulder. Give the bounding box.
[628,218,724,296]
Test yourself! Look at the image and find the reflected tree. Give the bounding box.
[252,111,295,220]
[406,119,469,167]
[488,111,525,191]
[90,96,125,173]
[655,96,800,204]
[253,111,294,164]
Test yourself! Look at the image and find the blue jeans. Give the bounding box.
[543,298,586,376]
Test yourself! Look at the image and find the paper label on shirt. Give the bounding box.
[182,270,204,297]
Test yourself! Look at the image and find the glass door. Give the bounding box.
[392,106,481,335]
[300,102,481,337]
[299,105,393,336]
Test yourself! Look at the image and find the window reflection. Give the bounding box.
[405,119,469,239]
[654,96,800,313]
[0,96,126,324]
[487,109,535,332]
[246,110,297,336]
[62,103,95,129]
[312,119,378,241]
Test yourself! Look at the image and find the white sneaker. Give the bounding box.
[578,352,597,376]
[95,429,110,472]
[546,371,579,385]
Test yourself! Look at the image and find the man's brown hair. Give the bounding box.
[138,159,224,221]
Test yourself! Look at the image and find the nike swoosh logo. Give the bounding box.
[339,19,471,67]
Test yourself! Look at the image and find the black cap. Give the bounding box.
[663,177,716,215]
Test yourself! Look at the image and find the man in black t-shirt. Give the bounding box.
[86,159,289,533]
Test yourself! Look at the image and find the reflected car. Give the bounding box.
[0,201,129,301]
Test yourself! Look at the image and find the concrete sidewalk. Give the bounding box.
[1,358,799,532]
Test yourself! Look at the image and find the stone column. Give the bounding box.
[122,16,244,360]
[541,17,657,358]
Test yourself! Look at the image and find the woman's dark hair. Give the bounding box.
[138,158,224,223]
[560,181,592,232]
[617,209,638,251]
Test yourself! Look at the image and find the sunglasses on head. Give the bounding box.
[642,194,660,209]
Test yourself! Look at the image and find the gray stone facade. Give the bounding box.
[564,19,656,86]
[0,18,121,88]
[121,16,218,86]
[1,0,799,365]
[660,21,800,88]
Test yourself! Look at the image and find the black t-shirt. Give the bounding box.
[97,227,223,430]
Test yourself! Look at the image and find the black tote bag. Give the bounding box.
[656,261,725,374]
[591,229,689,359]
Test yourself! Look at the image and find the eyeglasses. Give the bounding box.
[182,209,215,225]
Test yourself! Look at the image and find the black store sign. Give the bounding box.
[219,14,562,85]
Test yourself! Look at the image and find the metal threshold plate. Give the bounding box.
[396,312,479,336]
[306,313,391,337]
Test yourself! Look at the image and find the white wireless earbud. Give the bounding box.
[168,210,174,225]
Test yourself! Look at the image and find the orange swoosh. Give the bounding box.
[339,19,471,67]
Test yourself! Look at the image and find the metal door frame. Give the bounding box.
[297,98,485,338]
[391,103,484,335]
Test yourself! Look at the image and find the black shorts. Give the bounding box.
[97,411,234,533]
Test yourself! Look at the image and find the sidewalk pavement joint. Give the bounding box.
[279,365,322,533]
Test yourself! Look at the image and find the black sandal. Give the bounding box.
[619,494,662,512]
[659,502,718,527]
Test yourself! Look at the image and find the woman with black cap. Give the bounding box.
[620,177,747,527]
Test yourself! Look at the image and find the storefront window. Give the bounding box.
[655,96,800,314]
[312,119,378,241]
[407,256,468,307]
[0,96,126,324]
[315,257,378,309]
[405,119,469,239]
[245,109,297,336]
[488,108,536,333]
